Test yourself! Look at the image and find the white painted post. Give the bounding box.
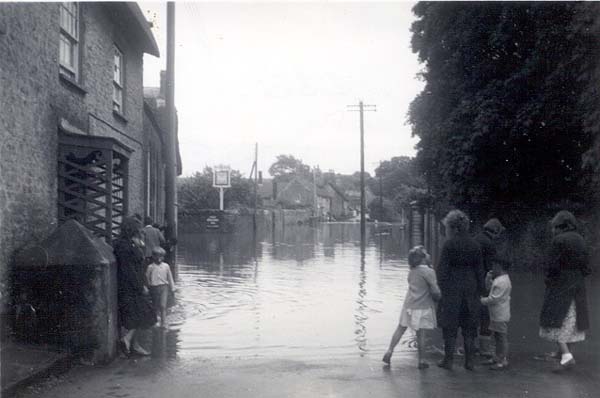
[219,187,224,211]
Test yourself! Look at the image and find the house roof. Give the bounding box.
[107,3,160,57]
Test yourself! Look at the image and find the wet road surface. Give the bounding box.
[14,222,600,397]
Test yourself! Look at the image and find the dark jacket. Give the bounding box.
[436,234,485,330]
[114,238,156,330]
[473,231,497,273]
[539,231,590,330]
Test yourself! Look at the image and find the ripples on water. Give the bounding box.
[167,219,600,368]
[171,221,415,360]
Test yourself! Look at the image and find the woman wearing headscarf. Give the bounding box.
[539,210,591,372]
[113,216,156,356]
[436,210,485,371]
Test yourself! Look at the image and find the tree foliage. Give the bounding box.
[177,167,254,212]
[268,154,312,181]
[409,2,600,220]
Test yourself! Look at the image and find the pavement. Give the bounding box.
[7,343,600,398]
[0,341,73,397]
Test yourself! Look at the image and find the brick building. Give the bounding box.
[0,3,175,322]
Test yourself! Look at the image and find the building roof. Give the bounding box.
[107,3,160,57]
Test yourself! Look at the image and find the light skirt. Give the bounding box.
[399,307,437,330]
[539,301,585,343]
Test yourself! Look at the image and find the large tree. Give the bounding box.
[409,2,600,220]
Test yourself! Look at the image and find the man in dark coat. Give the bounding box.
[437,210,485,371]
[473,218,505,357]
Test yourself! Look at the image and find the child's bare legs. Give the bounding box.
[160,306,167,328]
[159,286,169,328]
[383,325,407,364]
[489,331,508,369]
[416,329,429,369]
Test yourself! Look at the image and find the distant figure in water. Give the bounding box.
[539,210,591,372]
[383,246,441,369]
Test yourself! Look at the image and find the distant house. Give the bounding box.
[345,187,376,215]
[319,182,349,219]
[275,176,316,209]
[259,175,348,219]
[0,2,173,315]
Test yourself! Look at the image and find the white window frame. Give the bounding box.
[113,46,124,113]
[59,2,79,80]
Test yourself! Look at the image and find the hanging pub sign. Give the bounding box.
[213,165,231,211]
[213,165,231,188]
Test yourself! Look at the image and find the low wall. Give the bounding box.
[179,208,314,234]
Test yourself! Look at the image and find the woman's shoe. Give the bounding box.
[437,359,453,370]
[481,358,497,365]
[118,339,130,357]
[552,358,576,373]
[490,361,508,370]
[131,343,151,356]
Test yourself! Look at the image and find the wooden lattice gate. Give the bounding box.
[58,131,132,242]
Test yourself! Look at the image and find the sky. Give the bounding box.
[140,1,424,177]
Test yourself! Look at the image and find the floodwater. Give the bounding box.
[172,221,413,360]
[168,220,600,367]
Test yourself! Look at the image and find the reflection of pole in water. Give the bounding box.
[355,249,368,354]
[379,233,383,267]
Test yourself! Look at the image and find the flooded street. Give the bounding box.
[15,221,600,398]
[170,220,600,366]
[174,221,413,360]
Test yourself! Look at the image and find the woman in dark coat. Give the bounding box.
[436,210,485,370]
[539,211,590,372]
[113,217,156,356]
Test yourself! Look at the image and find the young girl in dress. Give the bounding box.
[383,246,442,369]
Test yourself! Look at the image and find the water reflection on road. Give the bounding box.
[173,221,411,359]
[167,220,600,370]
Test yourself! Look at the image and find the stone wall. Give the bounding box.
[0,3,153,325]
[0,3,60,314]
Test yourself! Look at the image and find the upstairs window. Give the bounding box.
[113,46,124,113]
[59,2,79,80]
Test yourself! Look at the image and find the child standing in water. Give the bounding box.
[146,247,177,328]
[480,259,512,370]
[383,246,441,369]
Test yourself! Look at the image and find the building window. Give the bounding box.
[113,46,124,113]
[59,2,79,80]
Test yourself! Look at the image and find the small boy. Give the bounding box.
[146,247,176,328]
[480,259,512,370]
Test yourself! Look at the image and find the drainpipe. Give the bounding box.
[165,1,178,279]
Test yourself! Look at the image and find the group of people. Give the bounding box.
[113,216,177,357]
[383,209,591,373]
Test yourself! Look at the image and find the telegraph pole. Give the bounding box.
[379,163,383,220]
[347,101,376,246]
[165,1,178,278]
[253,143,258,231]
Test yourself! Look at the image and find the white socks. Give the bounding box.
[560,353,573,365]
